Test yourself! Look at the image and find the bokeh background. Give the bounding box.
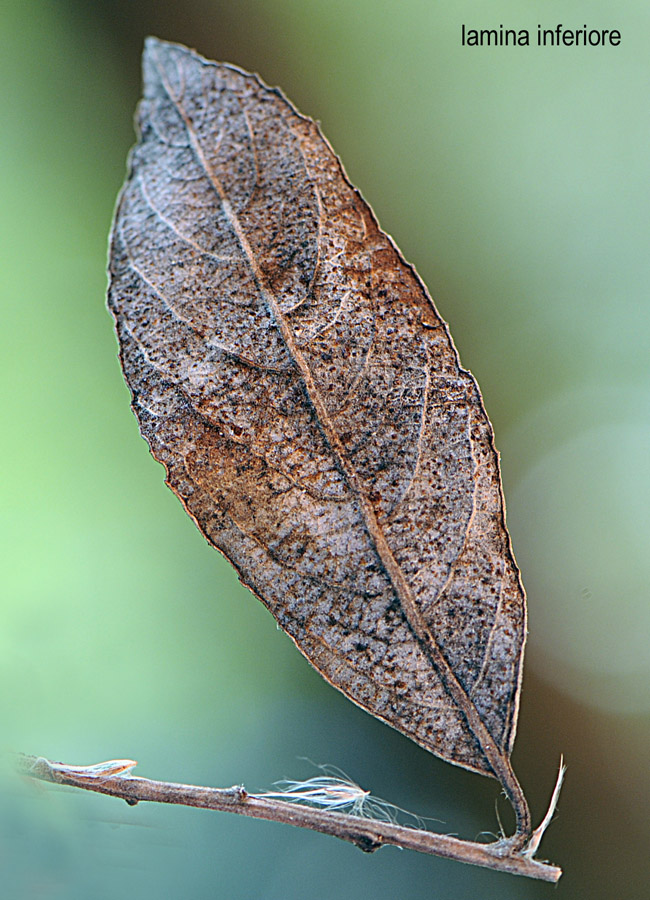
[2,1,648,897]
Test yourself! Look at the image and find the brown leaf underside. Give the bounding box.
[108,38,527,779]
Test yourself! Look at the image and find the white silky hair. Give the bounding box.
[253,764,434,829]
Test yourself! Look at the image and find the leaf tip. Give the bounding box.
[142,34,169,68]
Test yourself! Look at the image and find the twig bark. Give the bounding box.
[16,754,561,883]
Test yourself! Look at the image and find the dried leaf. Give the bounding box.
[108,39,527,788]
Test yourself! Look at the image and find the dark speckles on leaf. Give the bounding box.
[108,38,529,814]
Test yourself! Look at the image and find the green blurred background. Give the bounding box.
[2,0,648,897]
